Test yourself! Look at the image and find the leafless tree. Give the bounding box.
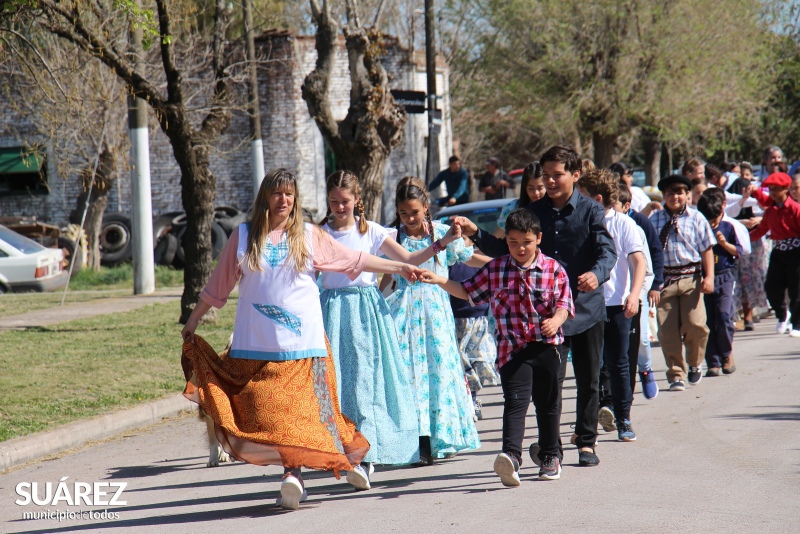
[302,0,406,220]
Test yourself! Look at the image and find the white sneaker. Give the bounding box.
[598,406,616,432]
[493,453,521,487]
[346,464,371,491]
[790,329,800,338]
[776,321,790,334]
[276,475,307,510]
[368,462,375,476]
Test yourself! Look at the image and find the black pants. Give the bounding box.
[765,247,800,328]
[601,307,641,405]
[500,342,562,464]
[558,320,604,449]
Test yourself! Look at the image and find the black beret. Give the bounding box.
[657,174,692,192]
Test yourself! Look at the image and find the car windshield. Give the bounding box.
[437,206,504,234]
[0,226,45,254]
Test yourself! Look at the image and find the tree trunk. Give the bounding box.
[160,111,218,324]
[592,131,617,169]
[74,144,118,270]
[642,131,662,187]
[302,8,406,221]
[343,150,388,222]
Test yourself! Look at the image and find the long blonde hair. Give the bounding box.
[323,170,369,234]
[245,168,310,272]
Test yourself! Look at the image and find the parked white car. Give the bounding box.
[0,225,68,293]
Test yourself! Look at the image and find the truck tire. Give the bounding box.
[100,213,132,266]
[154,233,179,266]
[174,220,228,267]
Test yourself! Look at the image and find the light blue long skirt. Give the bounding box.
[320,286,420,465]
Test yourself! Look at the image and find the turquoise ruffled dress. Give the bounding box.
[385,222,481,458]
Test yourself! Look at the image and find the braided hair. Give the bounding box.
[322,170,369,234]
[391,176,442,266]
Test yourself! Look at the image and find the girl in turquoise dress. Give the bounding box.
[381,176,483,464]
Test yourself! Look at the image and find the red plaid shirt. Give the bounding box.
[462,252,574,369]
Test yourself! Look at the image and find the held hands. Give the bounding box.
[576,272,599,292]
[442,220,463,245]
[648,289,661,307]
[540,318,560,338]
[418,268,445,285]
[181,318,198,344]
[399,264,425,283]
[449,216,478,237]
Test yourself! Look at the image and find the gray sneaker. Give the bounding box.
[669,379,686,392]
[346,464,371,491]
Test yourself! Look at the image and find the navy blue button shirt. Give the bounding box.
[473,189,617,336]
[628,209,664,291]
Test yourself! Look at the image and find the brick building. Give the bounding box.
[0,31,453,225]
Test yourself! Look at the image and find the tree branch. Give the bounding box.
[0,28,67,99]
[153,0,183,105]
[373,0,387,28]
[345,0,361,29]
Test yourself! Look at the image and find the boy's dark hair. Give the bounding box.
[609,161,632,178]
[539,144,582,173]
[577,169,619,208]
[505,208,541,235]
[697,188,725,220]
[449,155,460,164]
[617,183,632,206]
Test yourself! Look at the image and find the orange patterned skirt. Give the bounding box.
[182,335,369,476]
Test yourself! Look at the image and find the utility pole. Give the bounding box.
[242,0,265,195]
[128,1,155,295]
[424,0,438,186]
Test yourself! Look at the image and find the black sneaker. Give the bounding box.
[616,419,637,442]
[688,367,702,385]
[538,455,561,480]
[578,448,599,466]
[493,453,521,487]
[528,442,542,466]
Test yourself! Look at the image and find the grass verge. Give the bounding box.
[0,265,184,317]
[0,298,236,442]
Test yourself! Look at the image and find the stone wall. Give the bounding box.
[0,32,452,226]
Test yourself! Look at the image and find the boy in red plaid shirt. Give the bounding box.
[420,209,574,485]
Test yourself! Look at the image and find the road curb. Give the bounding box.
[0,394,194,473]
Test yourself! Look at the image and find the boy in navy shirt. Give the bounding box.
[697,188,742,376]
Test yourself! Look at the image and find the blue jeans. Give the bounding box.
[704,270,736,368]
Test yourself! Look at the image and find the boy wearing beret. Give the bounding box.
[748,172,800,337]
[649,175,716,391]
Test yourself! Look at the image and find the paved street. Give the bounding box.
[1,318,798,534]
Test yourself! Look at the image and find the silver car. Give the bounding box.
[0,225,68,293]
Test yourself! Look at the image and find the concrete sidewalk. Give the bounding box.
[0,288,182,331]
[1,318,798,533]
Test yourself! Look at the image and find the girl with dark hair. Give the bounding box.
[382,176,483,465]
[494,162,546,238]
[180,169,424,510]
[318,170,461,487]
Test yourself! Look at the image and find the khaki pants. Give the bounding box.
[657,275,709,382]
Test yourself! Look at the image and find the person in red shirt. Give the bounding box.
[748,172,800,336]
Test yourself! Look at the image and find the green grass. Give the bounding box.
[0,265,185,317]
[68,264,185,290]
[0,298,237,442]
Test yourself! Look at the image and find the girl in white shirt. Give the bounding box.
[319,171,461,487]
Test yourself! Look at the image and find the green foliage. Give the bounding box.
[68,264,185,290]
[113,0,159,49]
[445,0,775,165]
